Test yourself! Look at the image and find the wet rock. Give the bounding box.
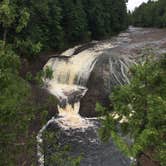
[80,27,166,117]
[80,55,112,117]
[44,120,130,166]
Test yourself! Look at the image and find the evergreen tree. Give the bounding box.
[110,0,128,33]
[97,55,166,166]
[0,0,128,56]
[0,41,34,165]
[21,0,63,52]
[60,0,89,43]
[131,0,166,28]
[0,0,30,44]
[83,0,106,39]
[47,0,64,49]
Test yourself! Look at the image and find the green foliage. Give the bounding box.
[26,0,64,51]
[16,8,30,33]
[0,0,128,57]
[131,0,166,28]
[15,39,43,56]
[0,0,16,28]
[0,0,30,41]
[34,66,53,86]
[83,0,128,39]
[83,0,106,39]
[97,55,166,165]
[0,42,34,165]
[61,0,90,43]
[0,42,57,165]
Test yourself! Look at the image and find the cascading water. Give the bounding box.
[37,27,166,166]
[37,41,120,166]
[43,41,114,129]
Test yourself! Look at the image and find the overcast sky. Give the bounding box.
[127,0,149,11]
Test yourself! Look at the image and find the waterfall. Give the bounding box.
[36,27,165,166]
[43,41,114,129]
[37,41,133,165]
[37,41,114,166]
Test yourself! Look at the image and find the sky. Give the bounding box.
[127,0,149,11]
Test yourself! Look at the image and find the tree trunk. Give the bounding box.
[3,28,8,45]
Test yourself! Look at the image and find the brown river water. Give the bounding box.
[37,27,166,166]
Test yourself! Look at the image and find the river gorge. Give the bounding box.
[37,27,166,166]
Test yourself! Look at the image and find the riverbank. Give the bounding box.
[19,26,166,126]
[80,27,166,117]
[19,27,166,166]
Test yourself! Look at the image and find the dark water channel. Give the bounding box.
[42,27,166,166]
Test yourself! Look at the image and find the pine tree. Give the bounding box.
[47,0,64,49]
[0,0,30,44]
[60,0,89,43]
[83,0,106,39]
[97,55,166,166]
[131,0,166,28]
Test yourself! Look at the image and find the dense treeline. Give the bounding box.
[0,0,128,57]
[130,0,166,27]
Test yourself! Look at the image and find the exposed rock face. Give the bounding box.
[80,52,131,117]
[80,27,166,117]
[23,27,166,119]
[80,55,112,117]
[37,27,166,166]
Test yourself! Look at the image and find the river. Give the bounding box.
[37,27,166,166]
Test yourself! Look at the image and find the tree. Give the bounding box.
[0,0,30,44]
[109,0,128,33]
[24,0,64,51]
[83,0,107,39]
[47,0,64,49]
[0,41,34,165]
[60,0,90,43]
[0,40,56,165]
[0,2,54,163]
[131,0,166,28]
[97,55,166,166]
[83,0,128,39]
[0,0,128,56]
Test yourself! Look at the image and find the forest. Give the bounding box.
[0,0,166,166]
[130,0,166,27]
[0,0,128,56]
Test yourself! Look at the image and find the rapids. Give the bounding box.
[37,27,166,166]
[37,40,125,166]
[43,41,115,129]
